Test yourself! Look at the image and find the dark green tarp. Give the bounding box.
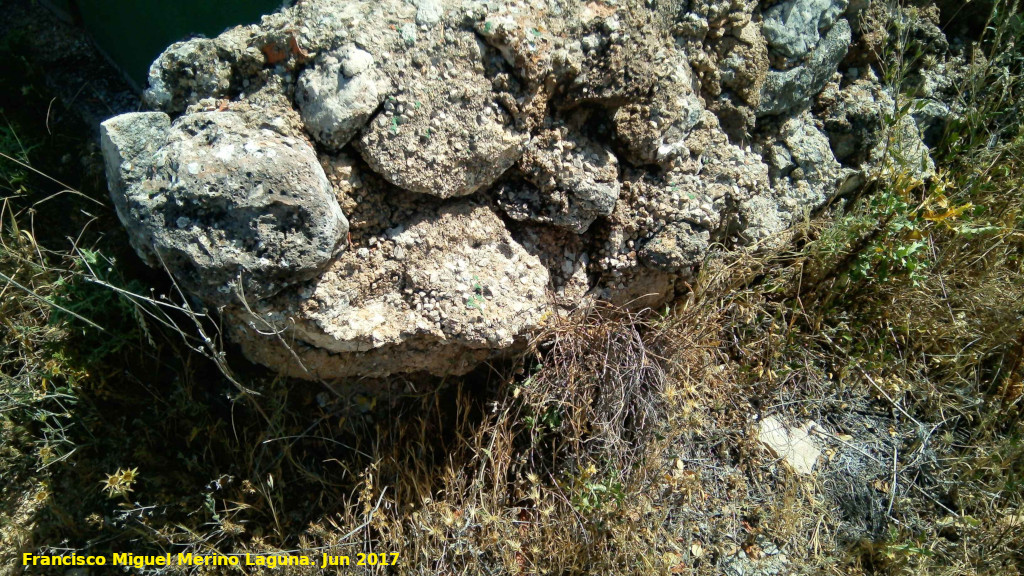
[50,0,284,87]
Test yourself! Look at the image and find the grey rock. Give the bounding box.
[400,23,417,45]
[143,27,260,114]
[614,58,704,166]
[412,0,443,26]
[96,0,952,380]
[497,128,620,233]
[742,114,847,242]
[562,7,667,106]
[758,19,852,116]
[911,99,951,146]
[295,46,390,150]
[639,221,710,271]
[872,111,936,181]
[782,114,844,188]
[822,81,934,184]
[355,29,527,198]
[820,79,890,163]
[144,38,232,113]
[229,204,549,379]
[762,0,849,60]
[100,111,348,306]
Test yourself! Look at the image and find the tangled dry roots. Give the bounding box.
[520,303,667,476]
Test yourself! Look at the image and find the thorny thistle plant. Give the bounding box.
[101,467,139,499]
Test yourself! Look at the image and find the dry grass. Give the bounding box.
[2,1,1024,574]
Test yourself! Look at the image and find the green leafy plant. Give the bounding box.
[564,462,626,517]
[0,119,37,193]
[465,274,485,309]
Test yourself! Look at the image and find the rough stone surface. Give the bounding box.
[763,0,849,61]
[144,27,262,114]
[613,59,704,165]
[355,29,528,198]
[678,2,771,138]
[98,0,955,381]
[759,19,852,117]
[295,46,391,150]
[818,77,891,164]
[101,110,348,305]
[229,203,549,378]
[498,127,620,233]
[742,112,850,243]
[873,111,937,181]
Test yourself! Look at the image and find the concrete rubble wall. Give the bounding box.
[99,0,955,380]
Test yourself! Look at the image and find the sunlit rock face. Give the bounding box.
[100,0,946,381]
